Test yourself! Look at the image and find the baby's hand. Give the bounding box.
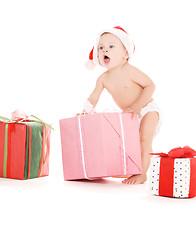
[123,104,142,119]
[75,111,89,116]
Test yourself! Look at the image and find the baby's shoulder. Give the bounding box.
[97,71,108,82]
[95,72,107,87]
[126,64,144,77]
[126,64,140,73]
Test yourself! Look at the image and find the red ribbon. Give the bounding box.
[150,146,196,158]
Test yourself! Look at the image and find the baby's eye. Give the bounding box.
[99,46,104,50]
[109,45,114,48]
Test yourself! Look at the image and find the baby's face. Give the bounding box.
[98,33,128,69]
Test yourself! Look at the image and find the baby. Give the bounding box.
[80,26,161,184]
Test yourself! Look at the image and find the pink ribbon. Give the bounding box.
[11,109,28,121]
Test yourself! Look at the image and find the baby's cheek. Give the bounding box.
[98,57,103,66]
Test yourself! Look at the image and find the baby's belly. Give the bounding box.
[111,90,142,110]
[105,80,145,110]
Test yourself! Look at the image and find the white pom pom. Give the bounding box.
[85,60,96,70]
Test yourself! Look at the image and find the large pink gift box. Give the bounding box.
[59,113,142,180]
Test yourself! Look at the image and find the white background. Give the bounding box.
[0,0,196,239]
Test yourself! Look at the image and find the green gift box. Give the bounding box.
[0,114,52,179]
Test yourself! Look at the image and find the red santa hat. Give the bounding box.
[86,26,135,69]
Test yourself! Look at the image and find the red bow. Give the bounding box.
[150,146,196,158]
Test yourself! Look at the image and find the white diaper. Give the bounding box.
[138,100,162,136]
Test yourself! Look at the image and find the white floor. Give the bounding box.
[1,171,195,240]
[1,131,195,240]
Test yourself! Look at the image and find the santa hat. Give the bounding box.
[86,26,135,69]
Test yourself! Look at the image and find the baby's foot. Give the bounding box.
[122,174,147,184]
[112,175,131,178]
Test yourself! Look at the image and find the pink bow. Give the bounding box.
[11,109,28,121]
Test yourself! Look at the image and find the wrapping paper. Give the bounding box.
[149,146,196,198]
[60,113,142,180]
[0,121,51,179]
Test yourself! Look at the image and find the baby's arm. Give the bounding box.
[82,74,104,114]
[124,66,155,117]
[132,66,155,106]
[88,74,104,106]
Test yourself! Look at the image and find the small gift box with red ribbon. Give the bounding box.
[149,146,196,198]
[0,110,53,180]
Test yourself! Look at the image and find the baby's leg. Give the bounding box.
[122,111,159,184]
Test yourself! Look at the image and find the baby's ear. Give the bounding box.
[124,50,129,60]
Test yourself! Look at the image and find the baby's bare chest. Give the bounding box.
[103,76,138,95]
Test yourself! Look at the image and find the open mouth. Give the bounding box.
[104,55,110,64]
